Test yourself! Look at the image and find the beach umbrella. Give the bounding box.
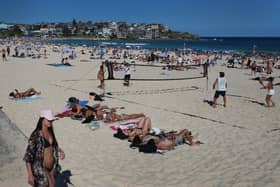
[159,52,168,58]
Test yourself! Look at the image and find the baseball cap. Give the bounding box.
[40,109,56,121]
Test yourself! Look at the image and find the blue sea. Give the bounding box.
[51,37,280,55]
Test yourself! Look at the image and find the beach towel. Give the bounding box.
[55,110,73,118]
[14,95,42,102]
[66,100,89,107]
[110,120,141,132]
[47,63,72,67]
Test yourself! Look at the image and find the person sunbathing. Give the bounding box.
[125,117,151,141]
[98,110,145,123]
[9,88,41,99]
[152,129,200,150]
[69,102,110,122]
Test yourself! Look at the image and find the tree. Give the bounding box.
[62,26,71,37]
[13,25,23,36]
[72,19,77,27]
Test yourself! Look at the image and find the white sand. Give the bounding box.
[0,45,280,187]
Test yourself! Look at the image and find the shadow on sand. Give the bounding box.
[248,100,265,106]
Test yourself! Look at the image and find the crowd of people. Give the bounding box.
[1,41,279,187]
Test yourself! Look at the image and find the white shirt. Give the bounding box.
[125,66,131,75]
[217,77,227,91]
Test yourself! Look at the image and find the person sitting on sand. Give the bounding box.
[259,77,276,107]
[9,88,41,99]
[212,72,227,108]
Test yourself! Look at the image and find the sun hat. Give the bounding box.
[40,109,56,121]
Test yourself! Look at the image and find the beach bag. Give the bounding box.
[138,139,157,153]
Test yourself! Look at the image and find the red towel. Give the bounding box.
[55,110,73,118]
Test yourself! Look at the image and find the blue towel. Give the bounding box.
[66,100,89,107]
[15,96,43,102]
[47,64,72,67]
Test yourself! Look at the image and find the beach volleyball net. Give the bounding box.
[108,63,205,81]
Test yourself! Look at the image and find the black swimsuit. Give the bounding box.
[81,105,97,116]
[44,137,51,148]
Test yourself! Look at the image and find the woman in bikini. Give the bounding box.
[125,116,151,141]
[97,110,145,123]
[260,77,276,107]
[9,88,41,99]
[24,109,65,187]
[155,129,200,150]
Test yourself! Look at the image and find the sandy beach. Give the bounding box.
[0,45,280,187]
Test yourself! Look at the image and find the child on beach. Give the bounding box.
[212,72,227,108]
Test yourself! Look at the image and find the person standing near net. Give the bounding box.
[212,72,227,108]
[97,65,105,96]
[124,63,131,86]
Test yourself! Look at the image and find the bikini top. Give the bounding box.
[81,105,97,115]
[44,137,52,148]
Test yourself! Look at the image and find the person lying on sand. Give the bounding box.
[115,119,201,151]
[68,97,139,123]
[9,88,41,99]
[118,116,151,141]
[100,111,145,123]
[155,129,200,150]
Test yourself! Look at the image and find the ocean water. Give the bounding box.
[51,37,280,55]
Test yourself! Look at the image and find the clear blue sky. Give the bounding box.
[1,0,280,37]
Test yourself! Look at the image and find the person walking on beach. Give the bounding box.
[260,77,275,107]
[7,46,10,56]
[251,61,257,76]
[2,48,7,62]
[23,109,65,187]
[97,65,105,89]
[266,61,273,74]
[212,72,227,108]
[124,63,131,86]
